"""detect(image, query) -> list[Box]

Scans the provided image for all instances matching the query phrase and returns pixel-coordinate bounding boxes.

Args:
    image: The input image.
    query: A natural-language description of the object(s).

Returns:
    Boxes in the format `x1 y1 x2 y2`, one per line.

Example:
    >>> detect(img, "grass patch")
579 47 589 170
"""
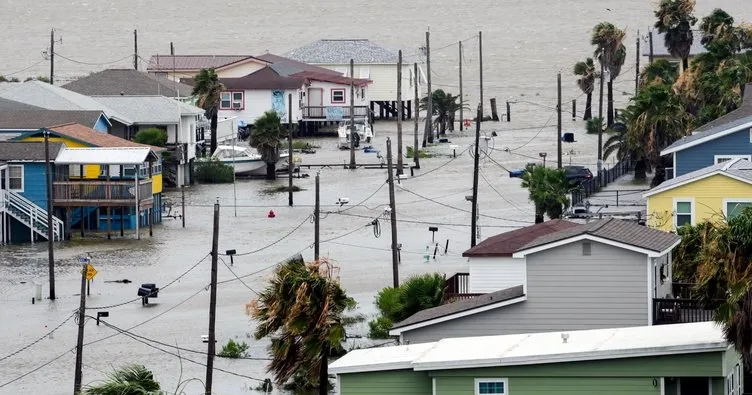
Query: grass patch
406 146 435 159
217 339 249 358
262 185 305 194
195 159 234 183
291 140 320 150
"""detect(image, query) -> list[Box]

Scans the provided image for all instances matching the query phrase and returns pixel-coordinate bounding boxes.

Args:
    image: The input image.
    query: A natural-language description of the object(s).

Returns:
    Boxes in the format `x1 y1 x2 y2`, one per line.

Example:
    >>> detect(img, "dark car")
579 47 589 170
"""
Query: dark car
564 165 593 185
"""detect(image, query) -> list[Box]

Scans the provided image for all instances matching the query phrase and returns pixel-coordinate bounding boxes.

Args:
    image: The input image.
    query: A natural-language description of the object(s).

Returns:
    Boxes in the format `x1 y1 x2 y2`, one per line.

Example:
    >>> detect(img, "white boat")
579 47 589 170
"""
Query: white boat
211 145 296 176
337 118 374 149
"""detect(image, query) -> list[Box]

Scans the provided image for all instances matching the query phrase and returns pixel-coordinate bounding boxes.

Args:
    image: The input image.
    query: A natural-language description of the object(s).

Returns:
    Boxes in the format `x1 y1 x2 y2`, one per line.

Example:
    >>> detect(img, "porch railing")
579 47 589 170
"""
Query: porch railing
444 272 483 303
571 158 633 207
653 298 717 325
301 106 370 120
53 180 153 207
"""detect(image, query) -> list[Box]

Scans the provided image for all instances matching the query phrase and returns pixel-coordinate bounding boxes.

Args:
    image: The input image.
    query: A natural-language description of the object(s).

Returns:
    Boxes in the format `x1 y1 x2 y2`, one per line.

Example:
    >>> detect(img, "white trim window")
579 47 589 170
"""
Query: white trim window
220 92 232 110
475 378 508 395
8 165 23 192
724 199 752 220
714 154 751 164
674 198 694 228
231 91 243 109
220 91 244 110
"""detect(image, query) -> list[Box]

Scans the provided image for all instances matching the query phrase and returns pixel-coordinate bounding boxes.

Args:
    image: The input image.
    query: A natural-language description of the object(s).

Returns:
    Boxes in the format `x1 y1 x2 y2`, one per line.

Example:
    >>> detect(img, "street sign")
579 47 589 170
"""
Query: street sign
86 264 98 281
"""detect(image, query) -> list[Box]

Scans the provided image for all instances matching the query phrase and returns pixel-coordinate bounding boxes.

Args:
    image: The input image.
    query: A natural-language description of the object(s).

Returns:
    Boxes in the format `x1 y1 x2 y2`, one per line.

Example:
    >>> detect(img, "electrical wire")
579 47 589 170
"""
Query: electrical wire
0 347 75 389
328 210 522 228
1 60 46 77
410 146 470 179
55 53 133 66
0 313 75 362
479 168 527 212
219 256 258 295
221 215 311 256
507 111 558 152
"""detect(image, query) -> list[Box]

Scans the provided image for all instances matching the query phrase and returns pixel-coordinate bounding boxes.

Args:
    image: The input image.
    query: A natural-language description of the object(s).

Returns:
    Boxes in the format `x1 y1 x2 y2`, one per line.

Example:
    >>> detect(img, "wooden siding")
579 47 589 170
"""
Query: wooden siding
675 127 752 177
18 162 50 209
401 241 649 344
468 257 526 293
93 115 110 132
646 174 752 231
339 370 431 395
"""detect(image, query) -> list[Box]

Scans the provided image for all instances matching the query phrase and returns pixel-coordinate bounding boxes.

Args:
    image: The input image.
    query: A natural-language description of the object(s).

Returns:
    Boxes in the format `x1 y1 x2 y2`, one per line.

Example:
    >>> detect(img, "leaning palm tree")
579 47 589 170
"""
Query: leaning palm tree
603 113 631 163
192 68 224 156
592 22 627 126
654 0 698 71
419 89 466 135
251 111 283 180
640 59 679 88
573 58 597 120
249 256 356 395
520 164 572 223
84 364 162 395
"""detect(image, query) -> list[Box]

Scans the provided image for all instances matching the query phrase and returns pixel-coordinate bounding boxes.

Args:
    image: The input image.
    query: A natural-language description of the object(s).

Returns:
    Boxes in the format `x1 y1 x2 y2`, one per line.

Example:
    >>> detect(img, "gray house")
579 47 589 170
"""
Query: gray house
390 218 684 344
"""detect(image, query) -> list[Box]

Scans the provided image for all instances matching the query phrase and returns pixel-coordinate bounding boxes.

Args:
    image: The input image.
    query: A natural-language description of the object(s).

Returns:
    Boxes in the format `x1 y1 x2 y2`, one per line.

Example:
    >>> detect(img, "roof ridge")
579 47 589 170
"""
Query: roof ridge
722 158 742 171
47 122 78 128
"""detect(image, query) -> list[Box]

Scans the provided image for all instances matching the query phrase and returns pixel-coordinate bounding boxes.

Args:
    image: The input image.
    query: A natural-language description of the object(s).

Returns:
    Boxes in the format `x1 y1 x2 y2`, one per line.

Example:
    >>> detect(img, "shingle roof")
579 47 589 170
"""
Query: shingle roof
286 39 398 64
0 97 43 111
0 81 133 124
0 109 107 130
463 219 579 257
146 55 270 72
62 69 195 98
663 84 752 154
256 53 343 77
218 67 304 90
42 123 159 150
391 286 525 330
642 30 707 57
645 158 752 197
92 96 203 124
517 218 680 255
0 141 63 161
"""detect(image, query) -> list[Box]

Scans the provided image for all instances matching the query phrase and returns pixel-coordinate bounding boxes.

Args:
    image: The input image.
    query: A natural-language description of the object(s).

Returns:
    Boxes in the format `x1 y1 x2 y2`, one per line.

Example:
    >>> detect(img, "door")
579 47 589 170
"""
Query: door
307 88 323 118
680 378 709 395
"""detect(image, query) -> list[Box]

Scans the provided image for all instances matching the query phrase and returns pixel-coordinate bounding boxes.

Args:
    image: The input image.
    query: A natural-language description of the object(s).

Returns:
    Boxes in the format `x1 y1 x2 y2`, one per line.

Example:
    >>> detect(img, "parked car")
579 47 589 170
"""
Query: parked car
564 165 593 185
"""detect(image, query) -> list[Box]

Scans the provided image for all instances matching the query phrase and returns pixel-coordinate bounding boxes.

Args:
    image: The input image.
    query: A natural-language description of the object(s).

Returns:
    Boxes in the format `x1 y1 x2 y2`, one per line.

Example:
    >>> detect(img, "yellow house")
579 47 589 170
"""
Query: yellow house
643 158 752 231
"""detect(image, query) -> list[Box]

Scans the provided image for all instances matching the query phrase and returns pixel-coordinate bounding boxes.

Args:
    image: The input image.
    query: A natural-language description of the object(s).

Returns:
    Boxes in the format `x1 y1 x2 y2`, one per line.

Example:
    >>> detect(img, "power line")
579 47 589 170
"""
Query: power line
219 256 258 295
507 110 558 152
1 60 47 77
328 210 523 228
0 313 75 362
479 168 527 212
221 216 310 257
55 53 133 66
410 146 470 179
0 347 74 389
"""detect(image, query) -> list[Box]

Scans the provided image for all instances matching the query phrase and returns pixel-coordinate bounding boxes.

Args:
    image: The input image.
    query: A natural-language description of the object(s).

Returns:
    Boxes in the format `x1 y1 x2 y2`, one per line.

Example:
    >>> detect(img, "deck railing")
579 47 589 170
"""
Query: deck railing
571 158 633 207
653 298 717 325
444 272 483 303
53 180 153 207
301 106 370 120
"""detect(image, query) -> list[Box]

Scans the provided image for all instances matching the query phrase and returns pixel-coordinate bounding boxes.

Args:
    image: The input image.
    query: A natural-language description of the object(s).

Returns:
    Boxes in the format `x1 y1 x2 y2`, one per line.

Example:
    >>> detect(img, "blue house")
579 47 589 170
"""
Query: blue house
662 84 752 179
0 141 65 243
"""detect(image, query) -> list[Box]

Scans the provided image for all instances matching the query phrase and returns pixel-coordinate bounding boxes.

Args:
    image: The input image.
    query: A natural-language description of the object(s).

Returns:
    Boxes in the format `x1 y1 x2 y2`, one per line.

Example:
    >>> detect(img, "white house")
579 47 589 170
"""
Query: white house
146 55 272 82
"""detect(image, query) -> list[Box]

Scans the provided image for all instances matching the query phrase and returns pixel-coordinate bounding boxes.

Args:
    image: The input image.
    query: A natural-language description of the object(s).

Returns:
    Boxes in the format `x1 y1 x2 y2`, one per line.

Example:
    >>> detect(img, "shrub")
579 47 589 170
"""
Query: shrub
291 140 320 150
217 339 249 358
134 128 168 147
368 273 445 339
195 158 234 183
406 146 433 158
368 316 393 339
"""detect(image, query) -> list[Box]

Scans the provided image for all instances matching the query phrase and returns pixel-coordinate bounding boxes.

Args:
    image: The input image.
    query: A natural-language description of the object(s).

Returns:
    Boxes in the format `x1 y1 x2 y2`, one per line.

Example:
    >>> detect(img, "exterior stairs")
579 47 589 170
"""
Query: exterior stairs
1 190 64 242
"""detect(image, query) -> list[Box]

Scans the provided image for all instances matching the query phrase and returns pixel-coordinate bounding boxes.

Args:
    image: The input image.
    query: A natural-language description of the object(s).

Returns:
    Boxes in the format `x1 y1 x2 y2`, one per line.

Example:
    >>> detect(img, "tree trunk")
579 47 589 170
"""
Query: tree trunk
439 116 447 135
448 112 455 131
607 80 614 127
584 93 592 121
634 158 647 180
651 166 666 188
535 213 544 224
266 162 276 180
319 346 329 395
682 57 689 73
210 112 218 156
534 204 544 224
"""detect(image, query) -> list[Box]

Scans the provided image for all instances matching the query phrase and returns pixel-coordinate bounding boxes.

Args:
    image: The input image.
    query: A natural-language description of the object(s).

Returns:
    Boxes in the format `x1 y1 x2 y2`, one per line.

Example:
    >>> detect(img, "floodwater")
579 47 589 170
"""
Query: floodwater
1 0 751 393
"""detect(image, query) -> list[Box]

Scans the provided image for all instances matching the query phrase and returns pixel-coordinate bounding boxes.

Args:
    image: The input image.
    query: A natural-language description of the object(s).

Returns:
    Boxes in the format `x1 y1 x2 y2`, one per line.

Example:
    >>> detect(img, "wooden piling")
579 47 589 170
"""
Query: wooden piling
490 98 499 121
572 99 576 120
506 101 511 122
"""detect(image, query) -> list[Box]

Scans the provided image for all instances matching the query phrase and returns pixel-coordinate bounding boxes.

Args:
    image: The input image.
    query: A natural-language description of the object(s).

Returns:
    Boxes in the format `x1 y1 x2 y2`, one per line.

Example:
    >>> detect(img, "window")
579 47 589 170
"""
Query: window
727 363 742 395
232 92 243 109
725 199 752 220
582 242 591 256
674 199 694 228
220 92 232 110
714 154 751 164
8 165 23 191
475 379 507 395
331 89 346 104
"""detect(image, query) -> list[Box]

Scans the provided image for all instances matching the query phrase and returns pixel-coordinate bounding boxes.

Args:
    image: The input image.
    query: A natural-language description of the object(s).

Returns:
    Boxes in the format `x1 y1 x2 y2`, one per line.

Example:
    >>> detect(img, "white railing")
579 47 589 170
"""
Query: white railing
1 190 64 241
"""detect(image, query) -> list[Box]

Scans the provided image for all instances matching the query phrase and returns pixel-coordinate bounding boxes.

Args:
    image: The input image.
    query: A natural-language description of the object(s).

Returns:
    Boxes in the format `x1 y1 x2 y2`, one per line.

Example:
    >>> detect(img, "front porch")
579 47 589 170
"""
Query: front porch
300 105 371 121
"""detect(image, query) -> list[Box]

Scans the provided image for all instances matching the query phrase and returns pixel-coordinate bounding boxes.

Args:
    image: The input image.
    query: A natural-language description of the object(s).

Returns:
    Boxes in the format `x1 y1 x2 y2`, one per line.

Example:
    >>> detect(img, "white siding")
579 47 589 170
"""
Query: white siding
468 257 526 294
653 254 672 298
218 89 301 126
314 63 414 101
306 81 368 107
216 61 267 78
179 115 197 161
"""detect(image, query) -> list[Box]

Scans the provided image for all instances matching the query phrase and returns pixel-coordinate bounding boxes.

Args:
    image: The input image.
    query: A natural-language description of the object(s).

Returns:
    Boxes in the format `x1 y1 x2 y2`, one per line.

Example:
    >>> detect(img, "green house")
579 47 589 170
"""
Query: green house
330 322 742 395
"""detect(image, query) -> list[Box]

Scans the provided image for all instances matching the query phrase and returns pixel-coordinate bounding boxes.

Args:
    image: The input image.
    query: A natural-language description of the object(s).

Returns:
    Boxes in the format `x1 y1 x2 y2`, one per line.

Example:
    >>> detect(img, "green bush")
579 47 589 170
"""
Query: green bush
368 316 393 339
217 339 249 358
134 128 168 147
406 146 434 158
195 158 234 183
291 140 320 150
368 273 445 339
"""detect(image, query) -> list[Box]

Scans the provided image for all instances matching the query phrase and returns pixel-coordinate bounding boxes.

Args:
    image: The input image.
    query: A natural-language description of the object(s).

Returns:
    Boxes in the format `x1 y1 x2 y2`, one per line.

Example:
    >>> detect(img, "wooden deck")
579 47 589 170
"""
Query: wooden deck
53 180 153 208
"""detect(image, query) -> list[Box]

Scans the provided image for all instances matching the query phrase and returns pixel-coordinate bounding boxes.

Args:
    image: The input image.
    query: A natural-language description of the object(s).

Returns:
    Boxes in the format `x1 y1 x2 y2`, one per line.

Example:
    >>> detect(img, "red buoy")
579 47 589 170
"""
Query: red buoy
268 210 276 218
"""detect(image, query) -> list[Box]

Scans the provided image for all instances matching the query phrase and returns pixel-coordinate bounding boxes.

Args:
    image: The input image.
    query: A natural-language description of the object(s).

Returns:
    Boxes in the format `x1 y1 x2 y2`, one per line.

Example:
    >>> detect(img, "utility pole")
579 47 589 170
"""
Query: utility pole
413 63 420 169
478 31 484 121
314 172 320 261
349 59 356 169
205 201 220 395
133 29 139 70
288 93 294 206
423 31 432 147
470 105 481 248
396 50 404 175
648 31 654 64
386 138 400 287
459 40 464 131
557 72 562 169
44 130 55 300
170 42 175 56
181 186 185 228
72 262 87 394
635 30 641 94
49 28 55 85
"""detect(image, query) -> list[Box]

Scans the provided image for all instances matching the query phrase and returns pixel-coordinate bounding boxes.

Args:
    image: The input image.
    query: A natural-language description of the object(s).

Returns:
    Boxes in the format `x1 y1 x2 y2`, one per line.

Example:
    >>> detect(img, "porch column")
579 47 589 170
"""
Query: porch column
106 166 111 240
148 159 153 237
135 164 140 240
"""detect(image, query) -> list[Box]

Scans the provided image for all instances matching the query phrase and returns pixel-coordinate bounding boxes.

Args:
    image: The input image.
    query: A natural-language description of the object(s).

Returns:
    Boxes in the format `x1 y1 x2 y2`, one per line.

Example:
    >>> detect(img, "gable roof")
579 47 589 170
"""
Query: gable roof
331 322 726 374
462 219 579 257
644 158 752 197
0 109 108 130
389 286 526 334
18 123 161 151
91 96 203 124
286 39 398 64
256 53 343 77
146 55 271 72
513 218 681 258
662 84 752 155
0 97 43 111
642 30 706 58
0 141 63 162
291 70 372 87
0 81 133 124
218 67 304 90
62 69 195 98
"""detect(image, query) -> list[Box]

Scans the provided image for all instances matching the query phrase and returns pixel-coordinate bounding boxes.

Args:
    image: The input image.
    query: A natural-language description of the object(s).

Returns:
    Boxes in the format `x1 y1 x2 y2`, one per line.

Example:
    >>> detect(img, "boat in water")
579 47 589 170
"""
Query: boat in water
337 118 374 150
210 145 299 176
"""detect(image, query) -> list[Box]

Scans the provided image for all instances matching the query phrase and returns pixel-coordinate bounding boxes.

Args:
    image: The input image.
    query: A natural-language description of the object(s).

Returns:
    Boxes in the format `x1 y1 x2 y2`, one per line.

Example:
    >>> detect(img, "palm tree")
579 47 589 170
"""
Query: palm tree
592 22 627 126
573 58 597 120
192 68 224 156
84 364 162 395
520 164 572 223
419 89 466 135
249 256 356 395
251 111 283 180
654 0 698 71
603 114 630 163
639 59 679 88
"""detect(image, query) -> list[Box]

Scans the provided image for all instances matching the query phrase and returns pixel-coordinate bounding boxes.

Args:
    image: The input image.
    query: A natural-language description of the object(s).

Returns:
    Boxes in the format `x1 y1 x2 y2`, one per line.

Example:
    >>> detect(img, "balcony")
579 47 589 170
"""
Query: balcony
653 298 718 325
53 180 153 208
444 272 483 303
301 105 370 120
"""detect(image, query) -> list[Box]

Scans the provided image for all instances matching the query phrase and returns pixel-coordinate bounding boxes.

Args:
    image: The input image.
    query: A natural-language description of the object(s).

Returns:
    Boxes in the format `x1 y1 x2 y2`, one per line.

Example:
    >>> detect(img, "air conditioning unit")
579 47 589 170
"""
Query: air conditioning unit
232 102 241 110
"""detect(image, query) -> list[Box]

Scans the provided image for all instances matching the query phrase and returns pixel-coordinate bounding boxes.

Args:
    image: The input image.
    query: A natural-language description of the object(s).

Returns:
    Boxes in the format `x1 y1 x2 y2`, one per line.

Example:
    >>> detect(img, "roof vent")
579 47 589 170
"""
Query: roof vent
561 333 569 343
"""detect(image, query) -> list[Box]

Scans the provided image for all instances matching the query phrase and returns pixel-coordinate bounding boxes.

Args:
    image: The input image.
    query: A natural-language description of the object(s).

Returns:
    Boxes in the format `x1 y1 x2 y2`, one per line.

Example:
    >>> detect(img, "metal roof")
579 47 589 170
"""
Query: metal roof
286 39 398 64
642 30 707 58
92 96 203 124
644 158 752 197
63 69 195 98
55 147 155 165
330 322 726 374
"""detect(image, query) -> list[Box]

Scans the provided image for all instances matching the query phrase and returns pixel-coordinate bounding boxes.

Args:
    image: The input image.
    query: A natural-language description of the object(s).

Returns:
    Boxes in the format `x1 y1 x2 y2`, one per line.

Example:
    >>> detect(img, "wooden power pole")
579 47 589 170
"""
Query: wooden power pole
133 29 139 70
413 62 420 169
44 130 55 300
205 202 220 395
386 137 399 287
557 72 563 169
478 31 483 121
471 105 481 248
459 40 464 131
49 28 55 85
396 50 404 175
72 262 87 394
288 94 294 206
648 31 654 64
423 31 432 147
635 30 641 94
314 172 320 261
349 59 356 169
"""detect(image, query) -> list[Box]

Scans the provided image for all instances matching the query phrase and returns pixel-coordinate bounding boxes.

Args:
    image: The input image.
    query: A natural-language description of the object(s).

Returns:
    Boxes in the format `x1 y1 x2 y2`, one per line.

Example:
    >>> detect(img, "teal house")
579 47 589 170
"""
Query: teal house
330 322 742 395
